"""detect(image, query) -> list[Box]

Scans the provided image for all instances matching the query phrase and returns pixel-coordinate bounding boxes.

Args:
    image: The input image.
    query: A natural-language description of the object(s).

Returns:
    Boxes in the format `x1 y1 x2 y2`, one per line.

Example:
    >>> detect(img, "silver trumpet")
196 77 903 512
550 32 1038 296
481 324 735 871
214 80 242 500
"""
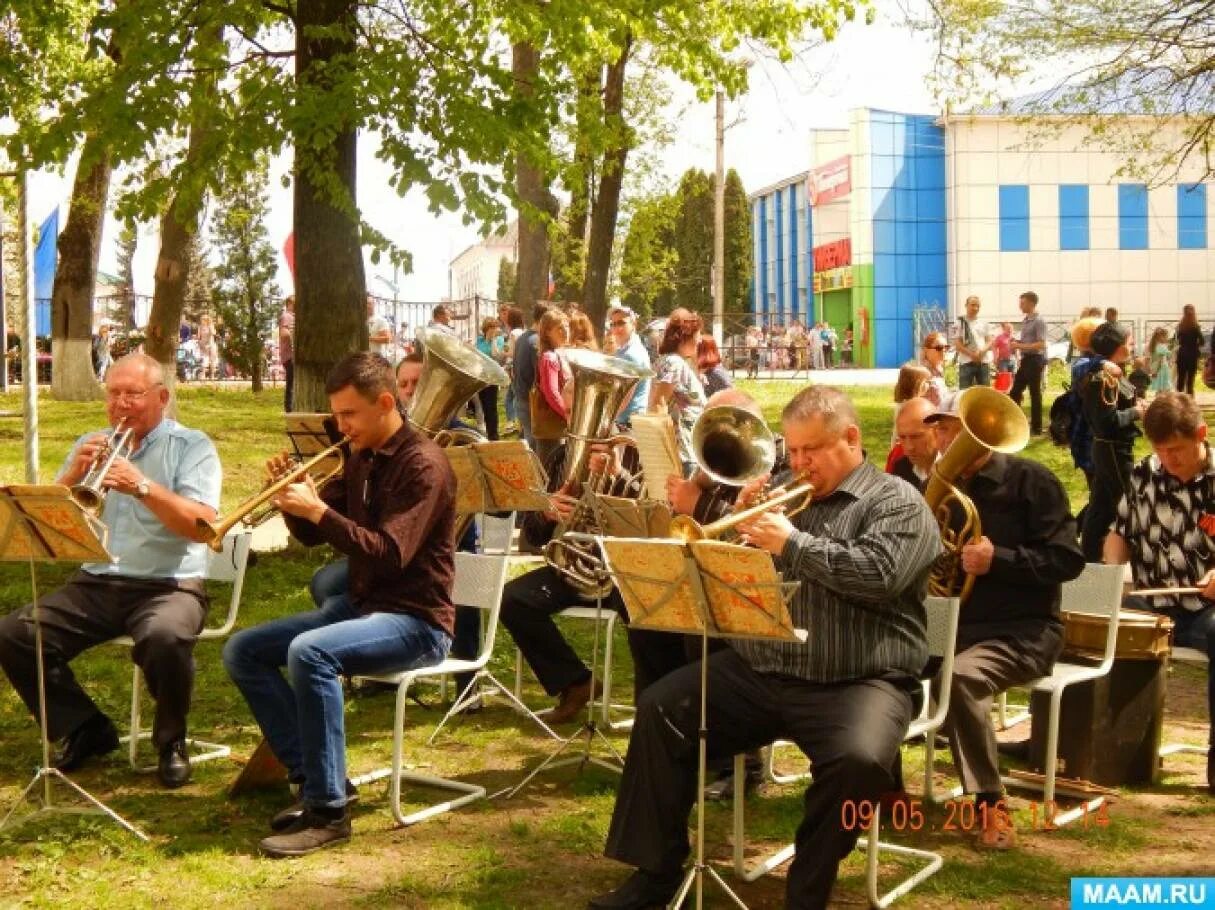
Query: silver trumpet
70 418 135 512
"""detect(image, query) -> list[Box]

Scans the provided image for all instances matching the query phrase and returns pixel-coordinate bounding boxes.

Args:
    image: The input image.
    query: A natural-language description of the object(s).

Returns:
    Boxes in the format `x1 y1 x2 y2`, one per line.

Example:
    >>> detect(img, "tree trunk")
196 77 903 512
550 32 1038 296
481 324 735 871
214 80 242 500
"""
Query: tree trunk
145 24 223 409
553 67 599 303
513 41 552 319
293 0 366 411
50 138 112 401
582 35 633 332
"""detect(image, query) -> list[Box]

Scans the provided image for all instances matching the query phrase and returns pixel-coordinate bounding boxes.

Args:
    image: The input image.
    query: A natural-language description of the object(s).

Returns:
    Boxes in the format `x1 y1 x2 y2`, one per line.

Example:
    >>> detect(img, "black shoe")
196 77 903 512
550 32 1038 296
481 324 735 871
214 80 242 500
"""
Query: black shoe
53 714 119 772
157 738 191 789
587 869 682 910
259 808 352 858
270 780 359 832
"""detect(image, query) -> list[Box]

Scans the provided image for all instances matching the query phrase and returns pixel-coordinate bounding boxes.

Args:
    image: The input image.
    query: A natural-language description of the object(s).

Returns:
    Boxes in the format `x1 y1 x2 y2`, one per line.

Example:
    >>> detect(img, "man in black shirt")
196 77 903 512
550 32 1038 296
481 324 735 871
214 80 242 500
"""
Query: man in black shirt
511 302 548 449
926 397 1084 848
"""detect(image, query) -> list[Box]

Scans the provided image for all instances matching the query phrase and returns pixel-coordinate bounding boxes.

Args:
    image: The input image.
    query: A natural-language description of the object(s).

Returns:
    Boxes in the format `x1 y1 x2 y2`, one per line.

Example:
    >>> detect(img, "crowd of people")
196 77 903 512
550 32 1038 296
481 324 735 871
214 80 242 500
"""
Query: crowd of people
740 320 853 377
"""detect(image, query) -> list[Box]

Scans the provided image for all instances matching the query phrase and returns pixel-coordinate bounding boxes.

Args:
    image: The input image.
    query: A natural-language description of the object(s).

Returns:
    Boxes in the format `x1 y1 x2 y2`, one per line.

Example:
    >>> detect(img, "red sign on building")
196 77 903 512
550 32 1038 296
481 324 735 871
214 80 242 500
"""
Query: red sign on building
813 238 852 273
808 156 852 205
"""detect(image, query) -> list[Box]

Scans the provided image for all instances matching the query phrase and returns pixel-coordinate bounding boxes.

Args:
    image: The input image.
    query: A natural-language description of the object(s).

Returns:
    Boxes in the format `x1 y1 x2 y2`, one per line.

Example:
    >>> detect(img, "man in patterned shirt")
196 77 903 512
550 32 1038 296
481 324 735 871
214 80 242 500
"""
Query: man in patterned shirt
1104 391 1215 793
588 385 940 910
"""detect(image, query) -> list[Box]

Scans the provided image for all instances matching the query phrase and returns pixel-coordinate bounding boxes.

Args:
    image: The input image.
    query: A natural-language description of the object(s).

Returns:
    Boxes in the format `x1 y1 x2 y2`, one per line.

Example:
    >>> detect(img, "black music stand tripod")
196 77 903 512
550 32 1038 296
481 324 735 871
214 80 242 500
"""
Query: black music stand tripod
597 535 803 910
0 485 148 840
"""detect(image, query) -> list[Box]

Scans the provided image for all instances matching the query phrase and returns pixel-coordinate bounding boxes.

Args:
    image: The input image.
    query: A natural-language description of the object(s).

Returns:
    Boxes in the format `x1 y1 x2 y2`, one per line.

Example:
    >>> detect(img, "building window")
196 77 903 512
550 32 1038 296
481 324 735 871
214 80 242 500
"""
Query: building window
1178 183 1208 249
998 185 1030 251
1058 185 1089 251
1118 184 1149 250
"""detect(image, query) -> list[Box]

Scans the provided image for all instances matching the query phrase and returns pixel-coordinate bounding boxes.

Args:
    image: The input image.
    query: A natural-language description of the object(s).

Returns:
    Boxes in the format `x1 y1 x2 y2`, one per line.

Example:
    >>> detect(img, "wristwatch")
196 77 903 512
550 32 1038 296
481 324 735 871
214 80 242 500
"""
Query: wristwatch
133 478 151 500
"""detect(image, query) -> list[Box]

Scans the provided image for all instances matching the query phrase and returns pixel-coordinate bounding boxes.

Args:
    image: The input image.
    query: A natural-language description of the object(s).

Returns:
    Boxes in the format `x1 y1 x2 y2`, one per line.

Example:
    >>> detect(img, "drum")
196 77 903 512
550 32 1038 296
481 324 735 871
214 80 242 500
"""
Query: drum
1062 608 1173 661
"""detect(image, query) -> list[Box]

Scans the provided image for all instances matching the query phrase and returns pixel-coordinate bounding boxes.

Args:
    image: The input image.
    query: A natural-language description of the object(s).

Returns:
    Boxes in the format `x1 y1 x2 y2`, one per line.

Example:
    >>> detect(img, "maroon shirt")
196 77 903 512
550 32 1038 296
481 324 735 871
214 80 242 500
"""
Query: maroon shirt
285 420 456 635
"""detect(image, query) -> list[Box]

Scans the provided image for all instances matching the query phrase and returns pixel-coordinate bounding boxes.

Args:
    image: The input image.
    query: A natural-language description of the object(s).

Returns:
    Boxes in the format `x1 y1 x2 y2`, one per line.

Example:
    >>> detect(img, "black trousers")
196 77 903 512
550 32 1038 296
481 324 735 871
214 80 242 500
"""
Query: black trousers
0 572 208 748
604 649 915 910
283 359 294 412
1081 441 1133 562
477 385 499 441
1177 355 1198 395
1009 353 1045 433
500 565 687 702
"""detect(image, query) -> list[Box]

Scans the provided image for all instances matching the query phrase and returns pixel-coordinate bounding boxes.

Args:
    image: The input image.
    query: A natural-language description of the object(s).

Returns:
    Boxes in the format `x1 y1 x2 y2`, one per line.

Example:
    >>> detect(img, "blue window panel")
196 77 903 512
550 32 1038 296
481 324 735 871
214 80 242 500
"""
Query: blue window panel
896 285 918 319
916 221 946 254
758 197 769 321
919 190 947 221
873 251 897 287
1058 184 1090 251
774 191 785 314
918 254 947 288
873 318 904 368
873 219 898 255
999 185 1030 251
871 154 897 190
1178 183 1208 249
896 253 917 286
1118 184 1149 250
788 186 799 318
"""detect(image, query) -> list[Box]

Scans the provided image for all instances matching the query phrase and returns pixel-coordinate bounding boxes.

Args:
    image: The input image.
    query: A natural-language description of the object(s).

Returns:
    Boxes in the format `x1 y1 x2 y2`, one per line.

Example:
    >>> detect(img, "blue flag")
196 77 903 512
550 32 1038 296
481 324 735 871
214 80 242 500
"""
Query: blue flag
33 207 58 336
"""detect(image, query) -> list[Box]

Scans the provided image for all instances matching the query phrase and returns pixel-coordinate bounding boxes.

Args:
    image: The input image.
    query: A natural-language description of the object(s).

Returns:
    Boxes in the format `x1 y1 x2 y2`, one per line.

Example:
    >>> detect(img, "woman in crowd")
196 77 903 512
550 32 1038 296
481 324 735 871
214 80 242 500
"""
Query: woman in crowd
649 308 707 476
696 335 732 396
476 317 505 440
568 311 600 352
502 306 525 435
1147 326 1173 395
531 309 571 462
919 332 949 403
1175 305 1204 395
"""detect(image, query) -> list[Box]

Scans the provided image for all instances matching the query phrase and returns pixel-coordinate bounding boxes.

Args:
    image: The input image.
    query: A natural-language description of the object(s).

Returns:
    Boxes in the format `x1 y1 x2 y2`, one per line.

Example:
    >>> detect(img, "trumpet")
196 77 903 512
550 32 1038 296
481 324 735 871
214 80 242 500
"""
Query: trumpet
196 439 348 550
71 418 135 512
669 472 815 543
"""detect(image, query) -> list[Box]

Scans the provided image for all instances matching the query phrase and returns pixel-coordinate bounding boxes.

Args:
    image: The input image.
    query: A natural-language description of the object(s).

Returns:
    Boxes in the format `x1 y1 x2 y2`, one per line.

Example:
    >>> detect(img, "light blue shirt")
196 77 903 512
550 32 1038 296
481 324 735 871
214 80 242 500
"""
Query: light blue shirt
63 419 222 580
615 333 652 425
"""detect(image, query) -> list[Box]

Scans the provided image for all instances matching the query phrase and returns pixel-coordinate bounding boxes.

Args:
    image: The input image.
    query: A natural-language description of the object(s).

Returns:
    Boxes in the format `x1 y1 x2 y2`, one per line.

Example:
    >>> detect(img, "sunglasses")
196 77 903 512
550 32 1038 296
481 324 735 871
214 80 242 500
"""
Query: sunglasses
610 320 629 328
928 344 948 351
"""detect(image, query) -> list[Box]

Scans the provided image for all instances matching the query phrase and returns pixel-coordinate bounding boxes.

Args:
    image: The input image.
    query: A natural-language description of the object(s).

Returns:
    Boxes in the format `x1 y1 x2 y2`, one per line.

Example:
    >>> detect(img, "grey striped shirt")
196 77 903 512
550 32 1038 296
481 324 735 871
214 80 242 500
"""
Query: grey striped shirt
732 460 940 683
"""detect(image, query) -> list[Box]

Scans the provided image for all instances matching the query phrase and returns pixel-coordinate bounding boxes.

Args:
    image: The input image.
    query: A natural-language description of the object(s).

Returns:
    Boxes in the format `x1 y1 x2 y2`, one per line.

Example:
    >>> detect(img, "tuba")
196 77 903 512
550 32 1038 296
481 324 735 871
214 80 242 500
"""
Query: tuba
543 348 653 598
924 386 1029 602
407 327 509 446
668 405 814 542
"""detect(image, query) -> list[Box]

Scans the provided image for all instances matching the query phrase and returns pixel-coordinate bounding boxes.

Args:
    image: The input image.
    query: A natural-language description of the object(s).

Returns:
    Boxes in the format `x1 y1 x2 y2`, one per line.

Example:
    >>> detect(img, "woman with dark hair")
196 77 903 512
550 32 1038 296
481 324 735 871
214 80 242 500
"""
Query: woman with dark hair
649 308 707 475
531 310 571 462
1175 305 1204 395
696 334 732 396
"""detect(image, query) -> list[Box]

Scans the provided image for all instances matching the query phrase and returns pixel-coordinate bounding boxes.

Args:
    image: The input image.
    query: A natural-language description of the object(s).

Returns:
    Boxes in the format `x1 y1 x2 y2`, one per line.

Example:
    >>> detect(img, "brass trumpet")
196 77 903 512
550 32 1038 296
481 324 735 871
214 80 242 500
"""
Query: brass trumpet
669 472 815 542
196 439 348 551
71 418 135 512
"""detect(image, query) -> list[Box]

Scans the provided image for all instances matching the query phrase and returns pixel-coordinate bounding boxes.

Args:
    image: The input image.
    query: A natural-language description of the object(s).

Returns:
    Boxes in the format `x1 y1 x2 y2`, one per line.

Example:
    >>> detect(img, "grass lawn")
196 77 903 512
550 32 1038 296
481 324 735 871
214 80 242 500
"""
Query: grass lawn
0 379 1210 909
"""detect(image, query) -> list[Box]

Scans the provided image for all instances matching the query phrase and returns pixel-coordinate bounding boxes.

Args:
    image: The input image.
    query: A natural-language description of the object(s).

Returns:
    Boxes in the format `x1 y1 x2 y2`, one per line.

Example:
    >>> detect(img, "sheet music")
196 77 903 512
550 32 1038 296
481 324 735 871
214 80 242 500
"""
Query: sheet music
628 413 682 501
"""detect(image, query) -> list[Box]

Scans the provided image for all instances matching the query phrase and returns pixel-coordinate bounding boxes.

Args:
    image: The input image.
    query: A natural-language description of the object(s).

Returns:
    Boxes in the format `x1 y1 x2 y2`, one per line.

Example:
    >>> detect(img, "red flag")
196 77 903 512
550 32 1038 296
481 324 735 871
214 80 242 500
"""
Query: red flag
283 232 295 283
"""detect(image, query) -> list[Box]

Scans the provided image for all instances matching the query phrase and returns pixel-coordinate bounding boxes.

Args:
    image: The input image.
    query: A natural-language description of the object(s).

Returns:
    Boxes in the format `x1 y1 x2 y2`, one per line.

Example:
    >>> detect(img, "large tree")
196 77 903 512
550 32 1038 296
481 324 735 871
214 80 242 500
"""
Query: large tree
922 0 1215 182
722 168 752 315
617 191 677 320
672 169 714 315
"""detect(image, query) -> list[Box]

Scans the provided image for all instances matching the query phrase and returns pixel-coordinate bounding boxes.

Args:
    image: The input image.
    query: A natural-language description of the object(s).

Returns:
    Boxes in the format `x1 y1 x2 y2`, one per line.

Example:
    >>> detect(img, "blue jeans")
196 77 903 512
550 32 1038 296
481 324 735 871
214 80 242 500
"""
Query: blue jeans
504 384 517 423
1170 605 1215 743
223 592 450 808
958 361 991 389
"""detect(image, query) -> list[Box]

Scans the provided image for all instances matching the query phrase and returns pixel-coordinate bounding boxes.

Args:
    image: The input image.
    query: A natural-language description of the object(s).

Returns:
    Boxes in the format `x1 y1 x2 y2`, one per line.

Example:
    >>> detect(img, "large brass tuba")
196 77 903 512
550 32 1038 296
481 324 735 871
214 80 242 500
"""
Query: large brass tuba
924 386 1029 602
543 348 653 598
407 327 509 446
668 405 814 542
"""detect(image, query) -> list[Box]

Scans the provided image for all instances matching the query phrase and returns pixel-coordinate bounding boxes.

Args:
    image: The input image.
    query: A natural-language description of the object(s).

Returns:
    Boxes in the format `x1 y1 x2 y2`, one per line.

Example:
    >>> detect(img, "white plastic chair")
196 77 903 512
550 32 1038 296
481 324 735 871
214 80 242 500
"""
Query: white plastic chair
350 552 509 826
478 512 516 556
1159 646 1210 762
114 529 253 770
732 596 961 907
999 562 1125 827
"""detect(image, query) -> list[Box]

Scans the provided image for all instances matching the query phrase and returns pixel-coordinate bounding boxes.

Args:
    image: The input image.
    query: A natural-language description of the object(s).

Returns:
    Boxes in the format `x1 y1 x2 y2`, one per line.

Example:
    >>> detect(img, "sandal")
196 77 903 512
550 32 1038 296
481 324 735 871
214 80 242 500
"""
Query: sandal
975 818 1018 850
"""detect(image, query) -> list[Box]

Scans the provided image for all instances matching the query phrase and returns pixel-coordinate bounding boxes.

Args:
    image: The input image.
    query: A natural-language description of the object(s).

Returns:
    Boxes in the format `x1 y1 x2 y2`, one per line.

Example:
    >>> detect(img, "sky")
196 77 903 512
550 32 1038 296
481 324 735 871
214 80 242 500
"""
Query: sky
24 1 940 306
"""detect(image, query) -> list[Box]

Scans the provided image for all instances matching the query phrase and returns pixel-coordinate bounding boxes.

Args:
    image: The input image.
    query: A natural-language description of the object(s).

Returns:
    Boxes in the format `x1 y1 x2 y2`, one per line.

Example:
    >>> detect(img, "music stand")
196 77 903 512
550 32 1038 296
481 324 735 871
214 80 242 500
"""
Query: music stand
597 536 804 910
0 485 148 840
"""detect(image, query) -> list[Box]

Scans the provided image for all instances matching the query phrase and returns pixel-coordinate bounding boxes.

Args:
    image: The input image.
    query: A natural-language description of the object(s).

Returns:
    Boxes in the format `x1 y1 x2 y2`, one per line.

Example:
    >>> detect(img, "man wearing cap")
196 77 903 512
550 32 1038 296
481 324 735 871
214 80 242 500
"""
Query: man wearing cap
606 306 651 427
1078 321 1146 561
925 390 1084 848
890 397 939 493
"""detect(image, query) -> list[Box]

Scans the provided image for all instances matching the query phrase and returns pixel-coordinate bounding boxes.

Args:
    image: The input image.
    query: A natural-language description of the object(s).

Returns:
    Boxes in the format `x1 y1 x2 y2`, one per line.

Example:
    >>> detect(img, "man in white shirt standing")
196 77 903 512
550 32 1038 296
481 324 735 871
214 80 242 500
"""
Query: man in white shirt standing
953 295 992 389
366 296 392 357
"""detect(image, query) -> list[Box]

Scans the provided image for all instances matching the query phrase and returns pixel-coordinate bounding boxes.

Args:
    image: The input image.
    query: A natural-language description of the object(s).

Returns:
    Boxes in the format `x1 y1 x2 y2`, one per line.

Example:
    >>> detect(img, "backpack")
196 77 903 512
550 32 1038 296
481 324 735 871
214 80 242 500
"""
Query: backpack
1048 383 1076 446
